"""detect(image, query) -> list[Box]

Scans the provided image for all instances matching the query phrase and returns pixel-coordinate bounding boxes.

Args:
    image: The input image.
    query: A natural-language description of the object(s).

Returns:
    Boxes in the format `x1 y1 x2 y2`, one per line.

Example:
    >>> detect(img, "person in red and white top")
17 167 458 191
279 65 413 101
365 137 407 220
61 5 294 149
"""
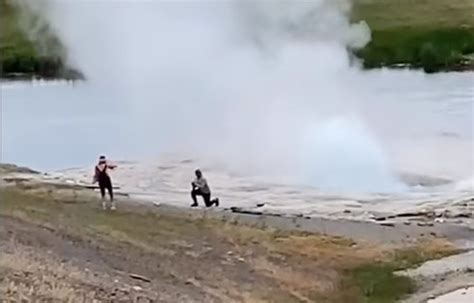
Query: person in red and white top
93 155 117 210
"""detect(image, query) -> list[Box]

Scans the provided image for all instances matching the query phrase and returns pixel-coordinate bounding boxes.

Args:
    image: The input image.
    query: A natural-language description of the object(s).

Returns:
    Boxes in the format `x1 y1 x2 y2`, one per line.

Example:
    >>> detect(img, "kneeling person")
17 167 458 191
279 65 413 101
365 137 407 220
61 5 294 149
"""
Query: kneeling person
191 169 219 207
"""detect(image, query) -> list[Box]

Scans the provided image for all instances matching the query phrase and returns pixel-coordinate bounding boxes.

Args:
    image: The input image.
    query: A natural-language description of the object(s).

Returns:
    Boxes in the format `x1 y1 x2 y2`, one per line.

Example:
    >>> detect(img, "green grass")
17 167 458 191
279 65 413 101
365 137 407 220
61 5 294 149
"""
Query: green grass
353 0 474 29
349 263 416 303
341 247 459 303
352 0 474 72
0 0 36 71
1 0 39 76
355 27 474 72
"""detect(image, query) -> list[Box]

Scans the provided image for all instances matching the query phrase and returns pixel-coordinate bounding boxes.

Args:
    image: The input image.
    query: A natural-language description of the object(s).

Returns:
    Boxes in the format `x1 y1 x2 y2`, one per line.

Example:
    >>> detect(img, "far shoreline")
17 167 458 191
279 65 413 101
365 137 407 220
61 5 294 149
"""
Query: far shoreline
2 64 474 82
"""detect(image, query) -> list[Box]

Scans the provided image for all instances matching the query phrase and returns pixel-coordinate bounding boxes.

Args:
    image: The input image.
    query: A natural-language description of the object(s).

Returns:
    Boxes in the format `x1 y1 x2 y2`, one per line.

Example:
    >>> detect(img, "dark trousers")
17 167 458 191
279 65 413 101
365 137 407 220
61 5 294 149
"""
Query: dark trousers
191 188 213 207
99 177 114 201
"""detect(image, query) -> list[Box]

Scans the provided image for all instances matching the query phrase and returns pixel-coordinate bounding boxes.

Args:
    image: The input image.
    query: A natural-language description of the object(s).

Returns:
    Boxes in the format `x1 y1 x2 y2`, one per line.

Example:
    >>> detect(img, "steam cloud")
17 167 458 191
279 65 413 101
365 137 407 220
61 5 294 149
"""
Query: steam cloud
16 0 407 193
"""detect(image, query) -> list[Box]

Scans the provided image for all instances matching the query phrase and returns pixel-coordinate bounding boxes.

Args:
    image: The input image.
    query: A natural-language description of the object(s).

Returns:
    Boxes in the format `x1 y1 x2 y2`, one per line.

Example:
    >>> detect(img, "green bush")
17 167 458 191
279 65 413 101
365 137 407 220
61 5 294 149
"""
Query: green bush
355 27 474 72
349 263 416 303
0 53 74 78
417 42 441 73
2 55 33 75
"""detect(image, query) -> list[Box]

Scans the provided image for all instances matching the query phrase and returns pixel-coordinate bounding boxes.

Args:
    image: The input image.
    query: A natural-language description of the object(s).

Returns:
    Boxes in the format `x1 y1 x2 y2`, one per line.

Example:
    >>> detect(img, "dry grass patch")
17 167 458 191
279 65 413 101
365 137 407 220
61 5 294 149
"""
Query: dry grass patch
252 256 338 296
273 234 383 266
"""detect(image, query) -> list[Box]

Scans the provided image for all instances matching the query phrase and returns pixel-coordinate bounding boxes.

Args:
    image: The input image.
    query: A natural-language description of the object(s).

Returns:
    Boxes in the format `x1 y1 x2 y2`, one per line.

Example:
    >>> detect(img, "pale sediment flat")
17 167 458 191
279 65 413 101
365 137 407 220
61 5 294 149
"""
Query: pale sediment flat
401 251 474 278
5 156 472 233
398 240 474 303
428 287 474 303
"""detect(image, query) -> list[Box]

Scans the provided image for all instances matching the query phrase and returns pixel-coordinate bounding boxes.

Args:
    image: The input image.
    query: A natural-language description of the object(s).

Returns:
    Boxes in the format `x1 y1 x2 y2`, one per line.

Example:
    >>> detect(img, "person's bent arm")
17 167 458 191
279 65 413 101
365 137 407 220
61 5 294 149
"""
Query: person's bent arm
195 178 207 189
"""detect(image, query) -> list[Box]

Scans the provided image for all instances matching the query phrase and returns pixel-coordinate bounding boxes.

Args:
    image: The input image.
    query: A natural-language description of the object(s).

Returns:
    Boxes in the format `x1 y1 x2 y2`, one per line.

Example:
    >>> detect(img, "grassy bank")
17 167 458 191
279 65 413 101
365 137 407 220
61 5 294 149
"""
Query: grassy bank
0 179 458 302
352 0 474 72
0 0 81 79
1 0 473 78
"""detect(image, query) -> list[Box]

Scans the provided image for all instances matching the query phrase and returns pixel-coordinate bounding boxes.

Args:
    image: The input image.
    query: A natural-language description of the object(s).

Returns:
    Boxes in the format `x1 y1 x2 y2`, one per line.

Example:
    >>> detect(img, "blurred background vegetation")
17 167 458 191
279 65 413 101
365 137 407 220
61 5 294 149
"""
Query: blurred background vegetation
0 0 81 79
352 0 474 72
1 0 473 79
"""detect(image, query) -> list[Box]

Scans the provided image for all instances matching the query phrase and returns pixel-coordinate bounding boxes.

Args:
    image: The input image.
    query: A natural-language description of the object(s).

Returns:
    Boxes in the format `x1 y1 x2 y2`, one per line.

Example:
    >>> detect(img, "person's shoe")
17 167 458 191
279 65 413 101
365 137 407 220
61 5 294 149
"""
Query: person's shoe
110 203 117 211
214 198 219 207
102 201 107 210
191 203 198 207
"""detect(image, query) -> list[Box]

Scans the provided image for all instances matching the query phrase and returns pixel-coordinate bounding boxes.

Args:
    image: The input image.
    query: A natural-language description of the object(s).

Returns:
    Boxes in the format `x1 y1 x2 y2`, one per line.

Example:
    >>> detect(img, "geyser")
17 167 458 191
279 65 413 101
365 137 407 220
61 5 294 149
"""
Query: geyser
16 0 406 193
302 117 407 193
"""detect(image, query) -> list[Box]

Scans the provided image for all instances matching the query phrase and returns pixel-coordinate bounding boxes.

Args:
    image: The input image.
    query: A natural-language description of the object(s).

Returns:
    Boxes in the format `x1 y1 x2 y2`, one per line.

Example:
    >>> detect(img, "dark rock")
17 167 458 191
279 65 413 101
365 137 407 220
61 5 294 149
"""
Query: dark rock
395 212 430 218
129 274 151 283
417 222 434 227
453 212 472 218
230 207 263 216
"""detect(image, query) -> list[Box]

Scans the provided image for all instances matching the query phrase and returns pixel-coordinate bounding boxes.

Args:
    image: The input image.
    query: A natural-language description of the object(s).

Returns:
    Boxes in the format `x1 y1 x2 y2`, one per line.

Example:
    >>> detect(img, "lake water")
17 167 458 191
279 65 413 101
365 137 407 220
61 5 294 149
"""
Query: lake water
2 70 473 193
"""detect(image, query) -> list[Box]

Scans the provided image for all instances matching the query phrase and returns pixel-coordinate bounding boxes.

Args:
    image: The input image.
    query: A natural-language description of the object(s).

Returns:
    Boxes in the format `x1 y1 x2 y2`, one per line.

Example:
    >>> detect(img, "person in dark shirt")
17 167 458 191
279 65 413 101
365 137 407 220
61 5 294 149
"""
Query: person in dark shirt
93 155 117 210
191 169 219 207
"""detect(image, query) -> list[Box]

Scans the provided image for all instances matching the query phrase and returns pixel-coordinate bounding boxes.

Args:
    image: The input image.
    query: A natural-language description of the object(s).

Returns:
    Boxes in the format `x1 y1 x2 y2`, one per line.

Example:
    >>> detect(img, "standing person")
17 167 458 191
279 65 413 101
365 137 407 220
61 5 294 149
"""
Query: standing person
191 169 219 207
93 155 117 210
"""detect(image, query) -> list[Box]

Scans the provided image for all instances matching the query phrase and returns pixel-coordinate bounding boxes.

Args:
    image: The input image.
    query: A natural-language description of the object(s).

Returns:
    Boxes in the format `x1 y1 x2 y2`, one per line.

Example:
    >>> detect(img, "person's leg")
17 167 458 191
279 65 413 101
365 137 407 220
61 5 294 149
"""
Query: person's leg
203 193 212 207
191 189 199 206
99 181 107 210
107 179 115 210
